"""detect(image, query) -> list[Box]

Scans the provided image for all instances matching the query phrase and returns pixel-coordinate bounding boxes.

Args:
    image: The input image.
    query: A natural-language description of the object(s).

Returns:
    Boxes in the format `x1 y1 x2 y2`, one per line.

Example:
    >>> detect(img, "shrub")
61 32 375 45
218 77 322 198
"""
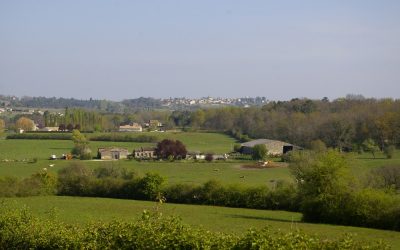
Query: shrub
384 145 396 159
18 171 57 196
136 173 165 200
0 176 19 197
57 163 93 196
252 144 268 160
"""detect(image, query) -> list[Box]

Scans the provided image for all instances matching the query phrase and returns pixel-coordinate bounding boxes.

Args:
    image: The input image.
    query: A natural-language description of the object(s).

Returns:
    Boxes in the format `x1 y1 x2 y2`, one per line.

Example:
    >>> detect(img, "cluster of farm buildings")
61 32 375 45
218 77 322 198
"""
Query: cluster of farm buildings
97 139 300 160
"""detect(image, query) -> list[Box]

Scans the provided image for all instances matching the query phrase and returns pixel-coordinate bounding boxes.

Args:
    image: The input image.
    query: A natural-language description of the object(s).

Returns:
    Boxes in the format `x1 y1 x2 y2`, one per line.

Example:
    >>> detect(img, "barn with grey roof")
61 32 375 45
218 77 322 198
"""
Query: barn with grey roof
241 139 301 156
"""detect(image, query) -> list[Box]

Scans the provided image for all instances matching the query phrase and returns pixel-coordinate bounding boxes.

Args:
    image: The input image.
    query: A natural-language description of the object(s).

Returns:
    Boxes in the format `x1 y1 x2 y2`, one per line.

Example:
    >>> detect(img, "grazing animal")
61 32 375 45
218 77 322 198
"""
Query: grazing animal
240 176 245 178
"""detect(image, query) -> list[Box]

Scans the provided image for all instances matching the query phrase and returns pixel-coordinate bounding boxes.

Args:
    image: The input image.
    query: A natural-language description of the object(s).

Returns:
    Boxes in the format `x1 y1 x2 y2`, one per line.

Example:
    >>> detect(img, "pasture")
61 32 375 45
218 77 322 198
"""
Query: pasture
0 136 292 186
3 196 400 248
1 135 399 187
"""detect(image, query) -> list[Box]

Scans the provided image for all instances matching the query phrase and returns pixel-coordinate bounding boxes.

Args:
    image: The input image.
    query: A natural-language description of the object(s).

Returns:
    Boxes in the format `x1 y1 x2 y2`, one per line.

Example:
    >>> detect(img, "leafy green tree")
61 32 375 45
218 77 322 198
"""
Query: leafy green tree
362 138 380 158
252 144 268 161
71 129 91 159
309 140 327 152
136 173 165 200
289 150 354 223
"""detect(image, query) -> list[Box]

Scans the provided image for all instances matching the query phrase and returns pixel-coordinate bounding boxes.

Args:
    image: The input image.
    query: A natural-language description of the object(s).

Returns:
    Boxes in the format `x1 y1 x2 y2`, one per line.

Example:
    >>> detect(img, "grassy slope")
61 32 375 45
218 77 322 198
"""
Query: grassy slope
4 196 400 248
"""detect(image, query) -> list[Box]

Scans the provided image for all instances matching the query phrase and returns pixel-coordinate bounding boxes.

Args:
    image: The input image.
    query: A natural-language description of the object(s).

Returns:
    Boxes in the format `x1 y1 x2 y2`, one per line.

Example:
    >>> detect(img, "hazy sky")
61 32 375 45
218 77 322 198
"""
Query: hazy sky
1 1 399 101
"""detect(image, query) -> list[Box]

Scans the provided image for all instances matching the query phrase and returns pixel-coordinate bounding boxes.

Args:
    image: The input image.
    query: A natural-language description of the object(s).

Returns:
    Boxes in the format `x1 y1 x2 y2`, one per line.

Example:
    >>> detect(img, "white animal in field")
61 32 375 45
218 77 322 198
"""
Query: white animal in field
49 164 54 167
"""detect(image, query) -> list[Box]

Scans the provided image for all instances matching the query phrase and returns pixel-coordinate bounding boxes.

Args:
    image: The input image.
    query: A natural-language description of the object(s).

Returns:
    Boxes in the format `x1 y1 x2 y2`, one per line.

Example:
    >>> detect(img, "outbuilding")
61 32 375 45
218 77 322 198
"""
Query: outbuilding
241 139 301 156
133 147 156 159
98 147 129 160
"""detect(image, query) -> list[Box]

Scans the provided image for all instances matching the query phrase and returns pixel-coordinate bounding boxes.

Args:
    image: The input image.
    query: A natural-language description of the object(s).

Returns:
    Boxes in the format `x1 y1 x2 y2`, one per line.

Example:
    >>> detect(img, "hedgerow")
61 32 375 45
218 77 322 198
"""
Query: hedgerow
0 206 390 249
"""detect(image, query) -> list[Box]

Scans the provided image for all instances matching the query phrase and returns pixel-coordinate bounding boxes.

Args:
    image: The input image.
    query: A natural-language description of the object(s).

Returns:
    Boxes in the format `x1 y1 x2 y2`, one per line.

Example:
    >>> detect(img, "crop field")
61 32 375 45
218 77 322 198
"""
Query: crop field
3 196 400 248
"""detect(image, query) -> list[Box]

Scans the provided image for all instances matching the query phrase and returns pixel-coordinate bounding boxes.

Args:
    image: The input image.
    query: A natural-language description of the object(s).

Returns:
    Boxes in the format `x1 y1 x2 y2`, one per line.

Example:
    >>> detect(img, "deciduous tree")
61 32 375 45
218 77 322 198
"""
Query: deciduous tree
155 139 187 160
15 117 35 131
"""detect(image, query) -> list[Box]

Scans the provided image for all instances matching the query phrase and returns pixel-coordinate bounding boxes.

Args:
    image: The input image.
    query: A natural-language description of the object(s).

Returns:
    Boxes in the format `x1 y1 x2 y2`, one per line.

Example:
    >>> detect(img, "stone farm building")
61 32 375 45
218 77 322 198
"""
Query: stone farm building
119 123 143 132
134 147 156 159
241 139 301 156
98 147 129 160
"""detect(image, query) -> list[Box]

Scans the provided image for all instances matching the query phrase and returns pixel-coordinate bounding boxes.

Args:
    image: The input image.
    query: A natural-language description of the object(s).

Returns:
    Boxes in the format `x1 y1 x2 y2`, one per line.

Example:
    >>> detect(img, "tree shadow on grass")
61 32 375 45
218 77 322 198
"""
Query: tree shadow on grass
226 214 300 223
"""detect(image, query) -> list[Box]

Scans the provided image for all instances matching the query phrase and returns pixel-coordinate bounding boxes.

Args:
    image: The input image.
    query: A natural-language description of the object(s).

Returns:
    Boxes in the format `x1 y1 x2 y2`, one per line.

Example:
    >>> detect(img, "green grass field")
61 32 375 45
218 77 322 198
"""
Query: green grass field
3 196 400 248
1 135 399 187
1 135 400 248
88 131 238 154
0 135 291 186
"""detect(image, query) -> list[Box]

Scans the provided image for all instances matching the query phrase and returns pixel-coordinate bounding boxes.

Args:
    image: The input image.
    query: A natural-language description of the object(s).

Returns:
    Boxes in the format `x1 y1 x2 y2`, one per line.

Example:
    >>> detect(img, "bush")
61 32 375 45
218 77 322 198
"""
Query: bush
384 145 396 159
18 171 57 196
252 144 268 160
57 163 93 196
136 173 165 200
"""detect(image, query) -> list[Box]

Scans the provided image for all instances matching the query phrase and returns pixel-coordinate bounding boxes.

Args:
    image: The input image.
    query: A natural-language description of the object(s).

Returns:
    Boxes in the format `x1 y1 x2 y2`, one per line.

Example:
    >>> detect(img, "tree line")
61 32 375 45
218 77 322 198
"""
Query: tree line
2 97 400 152
171 97 400 151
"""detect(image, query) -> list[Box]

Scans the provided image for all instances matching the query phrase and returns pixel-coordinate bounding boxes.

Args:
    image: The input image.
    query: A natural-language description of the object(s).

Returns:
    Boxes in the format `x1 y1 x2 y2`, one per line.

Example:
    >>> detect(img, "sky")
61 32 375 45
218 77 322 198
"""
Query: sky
0 1 399 101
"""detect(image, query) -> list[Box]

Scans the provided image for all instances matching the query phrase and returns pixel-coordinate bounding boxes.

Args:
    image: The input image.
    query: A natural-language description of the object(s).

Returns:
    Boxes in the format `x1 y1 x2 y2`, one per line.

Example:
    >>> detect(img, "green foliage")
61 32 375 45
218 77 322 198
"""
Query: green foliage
6 132 72 140
72 129 88 145
309 139 327 152
290 150 400 231
71 129 92 159
252 144 268 160
233 143 241 152
0 207 389 249
0 171 57 197
136 173 165 200
362 138 380 158
57 163 93 196
89 133 158 143
384 145 396 159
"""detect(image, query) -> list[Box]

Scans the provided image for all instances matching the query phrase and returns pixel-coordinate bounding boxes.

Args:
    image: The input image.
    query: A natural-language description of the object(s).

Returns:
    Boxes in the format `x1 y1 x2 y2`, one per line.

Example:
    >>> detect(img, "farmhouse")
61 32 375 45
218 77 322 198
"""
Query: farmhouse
98 147 129 160
119 123 142 132
134 147 156 159
241 139 301 156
